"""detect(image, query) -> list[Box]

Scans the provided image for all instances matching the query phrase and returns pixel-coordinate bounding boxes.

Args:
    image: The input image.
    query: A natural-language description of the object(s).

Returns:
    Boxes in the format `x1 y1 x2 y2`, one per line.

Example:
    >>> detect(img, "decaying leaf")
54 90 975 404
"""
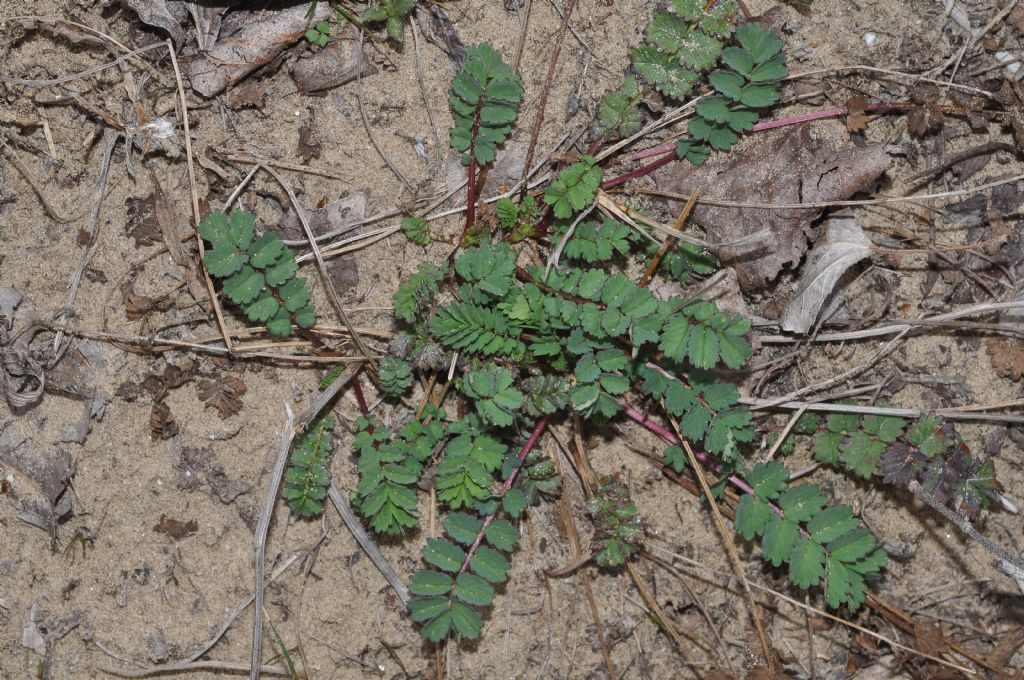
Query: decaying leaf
654 126 892 290
120 0 185 45
291 25 375 93
186 3 331 97
279 190 368 242
153 514 198 540
150 401 179 441
0 435 74 535
140 361 195 401
197 371 247 418
986 337 1024 381
125 193 161 247
907 85 945 137
152 176 211 313
780 216 873 333
122 284 173 321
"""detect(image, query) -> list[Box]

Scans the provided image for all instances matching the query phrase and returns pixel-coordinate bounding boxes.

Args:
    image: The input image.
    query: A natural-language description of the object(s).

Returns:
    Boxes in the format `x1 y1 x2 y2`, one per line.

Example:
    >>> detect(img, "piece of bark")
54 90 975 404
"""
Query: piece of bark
653 127 892 291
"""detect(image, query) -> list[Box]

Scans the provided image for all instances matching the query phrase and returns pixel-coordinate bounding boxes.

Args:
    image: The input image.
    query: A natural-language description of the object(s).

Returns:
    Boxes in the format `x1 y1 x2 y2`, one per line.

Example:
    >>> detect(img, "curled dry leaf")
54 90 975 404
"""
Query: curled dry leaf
654 127 891 291
780 216 873 333
845 95 869 132
150 401 179 441
197 371 246 418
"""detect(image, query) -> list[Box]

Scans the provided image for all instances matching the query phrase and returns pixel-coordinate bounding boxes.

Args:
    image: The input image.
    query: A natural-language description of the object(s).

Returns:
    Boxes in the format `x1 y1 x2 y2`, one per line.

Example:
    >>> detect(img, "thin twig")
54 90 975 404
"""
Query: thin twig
643 547 978 676
664 413 775 670
637 189 698 288
53 129 116 353
757 299 1024 344
909 481 1024 576
0 41 167 85
100 660 290 678
327 484 410 604
259 164 375 364
517 0 579 197
409 19 443 180
167 39 233 352
0 133 79 223
355 34 415 195
633 172 1024 211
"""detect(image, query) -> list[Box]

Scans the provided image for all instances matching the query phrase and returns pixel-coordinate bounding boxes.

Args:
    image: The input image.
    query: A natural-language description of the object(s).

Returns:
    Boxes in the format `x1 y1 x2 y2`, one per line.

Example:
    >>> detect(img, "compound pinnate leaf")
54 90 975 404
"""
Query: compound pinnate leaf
746 461 789 500
720 46 753 75
245 292 280 322
778 484 827 523
198 211 230 244
409 596 449 622
205 244 246 277
420 610 453 641
789 535 826 589
735 22 784 63
450 601 483 639
806 505 861 543
228 209 255 249
248 232 285 268
735 493 773 540
223 265 264 304
827 527 876 563
502 488 527 518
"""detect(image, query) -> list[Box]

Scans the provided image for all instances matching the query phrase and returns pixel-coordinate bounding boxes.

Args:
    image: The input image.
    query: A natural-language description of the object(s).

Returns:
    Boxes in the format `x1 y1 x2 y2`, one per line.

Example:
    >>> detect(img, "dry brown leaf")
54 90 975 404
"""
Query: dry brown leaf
185 3 331 97
153 514 198 540
152 177 211 314
986 336 1024 380
653 126 892 290
845 95 869 132
913 621 947 657
780 216 873 333
124 193 161 247
291 25 375 93
197 371 247 418
150 401 178 441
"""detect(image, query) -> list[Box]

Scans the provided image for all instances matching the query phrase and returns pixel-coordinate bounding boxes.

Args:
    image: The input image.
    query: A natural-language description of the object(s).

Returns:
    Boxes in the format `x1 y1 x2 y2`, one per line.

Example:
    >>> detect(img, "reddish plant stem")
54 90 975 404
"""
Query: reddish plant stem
517 0 578 200
600 153 676 190
351 376 370 416
456 416 549 577
621 404 756 498
603 102 909 188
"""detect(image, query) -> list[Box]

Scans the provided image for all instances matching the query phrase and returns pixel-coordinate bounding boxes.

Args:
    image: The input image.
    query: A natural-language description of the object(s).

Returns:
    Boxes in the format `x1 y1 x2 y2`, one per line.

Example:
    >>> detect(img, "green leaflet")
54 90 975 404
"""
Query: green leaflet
360 0 416 42
283 415 335 518
543 156 603 219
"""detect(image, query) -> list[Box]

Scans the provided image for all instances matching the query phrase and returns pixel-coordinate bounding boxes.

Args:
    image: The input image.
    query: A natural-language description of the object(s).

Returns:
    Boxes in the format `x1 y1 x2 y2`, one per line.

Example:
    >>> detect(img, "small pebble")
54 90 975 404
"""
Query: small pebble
863 32 877 46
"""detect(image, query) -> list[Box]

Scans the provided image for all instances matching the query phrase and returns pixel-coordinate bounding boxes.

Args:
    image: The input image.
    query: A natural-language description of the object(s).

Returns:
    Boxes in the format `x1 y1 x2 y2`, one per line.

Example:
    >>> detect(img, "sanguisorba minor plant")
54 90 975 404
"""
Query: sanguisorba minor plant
195 11 1004 648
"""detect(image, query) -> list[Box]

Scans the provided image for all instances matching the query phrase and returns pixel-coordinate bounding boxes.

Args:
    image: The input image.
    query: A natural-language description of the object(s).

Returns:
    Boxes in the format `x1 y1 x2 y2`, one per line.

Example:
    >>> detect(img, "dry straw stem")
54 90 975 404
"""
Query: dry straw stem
167 39 234 352
257 164 374 363
549 435 616 679
664 413 776 672
758 299 1024 344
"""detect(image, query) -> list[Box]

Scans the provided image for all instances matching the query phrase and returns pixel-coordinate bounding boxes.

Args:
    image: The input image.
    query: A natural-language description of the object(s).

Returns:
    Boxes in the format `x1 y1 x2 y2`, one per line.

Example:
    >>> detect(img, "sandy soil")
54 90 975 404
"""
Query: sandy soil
2 0 1023 678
